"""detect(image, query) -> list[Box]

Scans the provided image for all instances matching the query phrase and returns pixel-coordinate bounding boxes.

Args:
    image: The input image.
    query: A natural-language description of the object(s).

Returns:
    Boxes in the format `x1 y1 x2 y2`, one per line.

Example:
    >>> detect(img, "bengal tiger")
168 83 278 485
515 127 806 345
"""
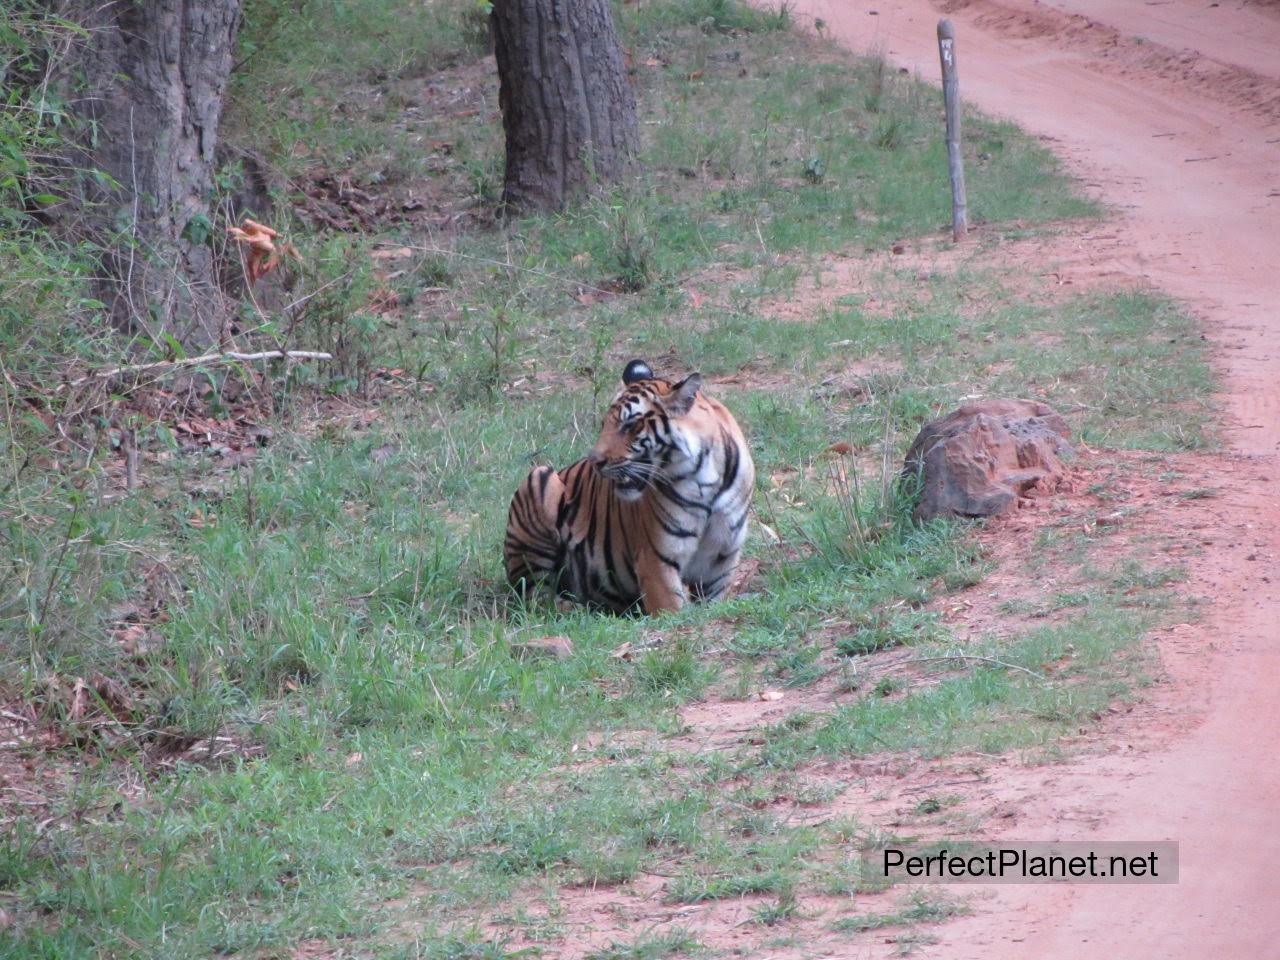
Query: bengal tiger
504 359 755 614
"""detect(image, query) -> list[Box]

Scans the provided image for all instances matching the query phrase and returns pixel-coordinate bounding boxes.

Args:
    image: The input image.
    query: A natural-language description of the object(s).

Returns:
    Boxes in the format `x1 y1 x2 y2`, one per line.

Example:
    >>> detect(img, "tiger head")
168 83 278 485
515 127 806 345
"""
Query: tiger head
587 359 703 502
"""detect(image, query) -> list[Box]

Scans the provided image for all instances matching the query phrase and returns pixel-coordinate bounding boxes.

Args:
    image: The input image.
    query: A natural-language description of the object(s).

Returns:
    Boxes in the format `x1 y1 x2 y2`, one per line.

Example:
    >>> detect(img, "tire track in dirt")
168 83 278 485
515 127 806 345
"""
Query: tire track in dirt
787 0 1280 956
1038 0 1280 81
937 0 1280 123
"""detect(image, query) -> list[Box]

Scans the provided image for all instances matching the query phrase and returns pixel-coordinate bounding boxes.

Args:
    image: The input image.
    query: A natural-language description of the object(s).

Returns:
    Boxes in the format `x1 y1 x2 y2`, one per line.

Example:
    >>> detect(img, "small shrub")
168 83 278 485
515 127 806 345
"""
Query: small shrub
874 115 903 150
288 234 381 392
595 199 657 292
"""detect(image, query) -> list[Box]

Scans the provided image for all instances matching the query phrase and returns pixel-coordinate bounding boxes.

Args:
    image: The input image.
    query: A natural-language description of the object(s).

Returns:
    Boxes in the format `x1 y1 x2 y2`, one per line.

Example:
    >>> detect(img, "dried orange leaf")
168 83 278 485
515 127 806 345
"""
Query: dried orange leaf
227 217 295 285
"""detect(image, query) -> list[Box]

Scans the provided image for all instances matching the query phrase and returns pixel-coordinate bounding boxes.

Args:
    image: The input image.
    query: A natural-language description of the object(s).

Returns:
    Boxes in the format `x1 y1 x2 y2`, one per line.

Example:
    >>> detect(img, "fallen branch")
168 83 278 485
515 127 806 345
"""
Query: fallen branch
63 350 333 389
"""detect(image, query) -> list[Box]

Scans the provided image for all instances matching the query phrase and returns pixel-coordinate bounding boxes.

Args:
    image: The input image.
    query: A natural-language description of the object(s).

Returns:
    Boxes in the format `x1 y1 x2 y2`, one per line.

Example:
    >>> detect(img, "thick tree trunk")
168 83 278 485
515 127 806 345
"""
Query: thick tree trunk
54 0 242 349
491 0 640 213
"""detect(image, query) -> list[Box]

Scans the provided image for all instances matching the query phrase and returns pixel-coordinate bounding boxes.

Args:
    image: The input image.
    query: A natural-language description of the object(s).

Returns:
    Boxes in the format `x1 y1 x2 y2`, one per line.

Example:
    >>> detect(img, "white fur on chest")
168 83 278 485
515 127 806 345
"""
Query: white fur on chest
661 433 752 583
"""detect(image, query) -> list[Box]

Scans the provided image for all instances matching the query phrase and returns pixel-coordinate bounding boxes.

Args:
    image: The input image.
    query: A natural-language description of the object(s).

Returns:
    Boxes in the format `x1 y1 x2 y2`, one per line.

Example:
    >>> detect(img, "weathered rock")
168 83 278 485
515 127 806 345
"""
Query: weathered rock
903 399 1073 521
510 636 575 660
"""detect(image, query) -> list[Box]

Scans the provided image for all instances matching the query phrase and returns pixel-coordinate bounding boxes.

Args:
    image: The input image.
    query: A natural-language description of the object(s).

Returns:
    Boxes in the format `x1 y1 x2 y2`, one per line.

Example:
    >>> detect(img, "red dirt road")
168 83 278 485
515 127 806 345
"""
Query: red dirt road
790 1 1280 956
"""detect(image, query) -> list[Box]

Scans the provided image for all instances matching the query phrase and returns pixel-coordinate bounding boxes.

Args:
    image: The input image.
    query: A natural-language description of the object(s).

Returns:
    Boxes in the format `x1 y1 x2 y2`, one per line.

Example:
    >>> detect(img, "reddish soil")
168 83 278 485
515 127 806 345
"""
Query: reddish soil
790 0 1280 955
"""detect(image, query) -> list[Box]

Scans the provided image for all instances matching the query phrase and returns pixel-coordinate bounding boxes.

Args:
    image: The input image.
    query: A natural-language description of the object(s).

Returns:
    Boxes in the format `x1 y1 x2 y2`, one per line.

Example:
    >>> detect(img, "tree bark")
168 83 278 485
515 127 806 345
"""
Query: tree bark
53 0 242 349
491 0 640 213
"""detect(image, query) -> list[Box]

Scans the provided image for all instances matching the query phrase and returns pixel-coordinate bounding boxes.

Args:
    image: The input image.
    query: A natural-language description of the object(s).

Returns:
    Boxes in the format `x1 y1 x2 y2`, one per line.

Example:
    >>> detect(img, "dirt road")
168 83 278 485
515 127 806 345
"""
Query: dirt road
790 0 1280 955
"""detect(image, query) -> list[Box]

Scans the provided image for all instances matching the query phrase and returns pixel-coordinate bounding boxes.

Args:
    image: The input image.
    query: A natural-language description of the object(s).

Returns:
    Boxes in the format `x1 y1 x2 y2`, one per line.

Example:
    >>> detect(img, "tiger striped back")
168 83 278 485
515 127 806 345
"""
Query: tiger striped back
505 360 754 614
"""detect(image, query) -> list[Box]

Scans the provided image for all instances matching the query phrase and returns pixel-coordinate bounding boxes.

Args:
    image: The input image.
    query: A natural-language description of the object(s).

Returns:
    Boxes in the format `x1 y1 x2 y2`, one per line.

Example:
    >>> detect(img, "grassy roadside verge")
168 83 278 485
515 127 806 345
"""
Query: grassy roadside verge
2 2 1211 957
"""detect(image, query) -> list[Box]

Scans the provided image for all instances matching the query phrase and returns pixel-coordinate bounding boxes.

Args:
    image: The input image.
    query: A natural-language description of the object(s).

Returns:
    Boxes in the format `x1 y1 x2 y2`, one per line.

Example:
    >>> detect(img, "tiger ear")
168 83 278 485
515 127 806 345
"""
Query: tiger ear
665 373 702 416
622 359 653 385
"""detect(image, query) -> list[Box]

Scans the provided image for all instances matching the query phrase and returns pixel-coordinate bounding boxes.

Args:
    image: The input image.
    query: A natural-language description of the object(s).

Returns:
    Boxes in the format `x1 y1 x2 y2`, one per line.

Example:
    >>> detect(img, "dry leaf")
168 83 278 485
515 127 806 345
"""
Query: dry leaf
227 217 298 285
116 624 159 657
827 441 854 455
758 690 784 702
187 508 216 529
368 286 399 314
610 641 634 661
68 677 90 722
345 752 363 766
91 673 135 719
371 246 414 259
726 557 762 598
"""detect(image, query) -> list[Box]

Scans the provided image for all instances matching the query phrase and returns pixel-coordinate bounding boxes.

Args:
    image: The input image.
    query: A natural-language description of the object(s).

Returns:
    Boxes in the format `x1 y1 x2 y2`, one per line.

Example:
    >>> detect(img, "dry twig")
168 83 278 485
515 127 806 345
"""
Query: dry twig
895 654 1046 681
62 350 333 389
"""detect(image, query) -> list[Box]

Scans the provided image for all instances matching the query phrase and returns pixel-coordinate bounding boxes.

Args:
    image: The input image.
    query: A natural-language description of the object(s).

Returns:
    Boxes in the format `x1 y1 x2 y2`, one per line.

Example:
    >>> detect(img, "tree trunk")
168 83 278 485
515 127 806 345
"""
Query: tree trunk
53 0 242 349
491 0 640 213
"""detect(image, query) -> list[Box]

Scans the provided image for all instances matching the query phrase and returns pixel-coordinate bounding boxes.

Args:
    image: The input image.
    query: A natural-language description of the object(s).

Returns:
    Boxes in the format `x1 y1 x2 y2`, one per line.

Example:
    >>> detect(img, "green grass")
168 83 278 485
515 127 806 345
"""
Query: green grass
584 931 701 960
755 605 1159 767
217 0 1100 409
831 890 969 934
0 1 1214 957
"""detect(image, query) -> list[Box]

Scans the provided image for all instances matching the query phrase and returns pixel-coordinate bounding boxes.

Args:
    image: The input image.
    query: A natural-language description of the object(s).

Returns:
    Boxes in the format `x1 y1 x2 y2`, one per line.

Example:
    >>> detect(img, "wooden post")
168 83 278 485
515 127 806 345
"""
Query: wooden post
937 19 968 241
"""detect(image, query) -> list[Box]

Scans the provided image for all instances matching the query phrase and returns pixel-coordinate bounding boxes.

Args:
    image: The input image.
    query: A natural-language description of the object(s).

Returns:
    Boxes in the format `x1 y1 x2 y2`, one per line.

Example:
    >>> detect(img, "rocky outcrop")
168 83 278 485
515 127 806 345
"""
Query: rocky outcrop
903 400 1073 521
